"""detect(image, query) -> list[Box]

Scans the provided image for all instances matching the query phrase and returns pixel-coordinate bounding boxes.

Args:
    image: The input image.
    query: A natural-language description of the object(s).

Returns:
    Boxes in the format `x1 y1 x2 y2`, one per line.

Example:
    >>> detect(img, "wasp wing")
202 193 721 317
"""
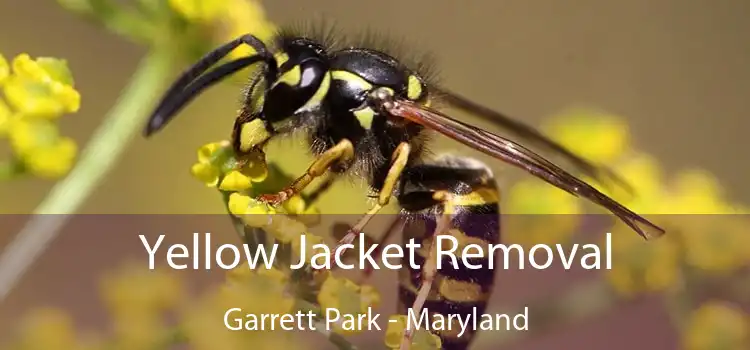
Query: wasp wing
433 87 632 194
384 98 665 239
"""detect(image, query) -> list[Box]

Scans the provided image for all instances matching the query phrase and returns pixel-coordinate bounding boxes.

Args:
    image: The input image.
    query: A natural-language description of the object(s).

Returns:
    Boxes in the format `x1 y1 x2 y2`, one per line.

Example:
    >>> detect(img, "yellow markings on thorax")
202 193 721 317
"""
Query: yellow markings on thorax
274 52 290 67
274 65 301 87
332 70 379 129
301 72 330 110
331 70 373 90
407 75 423 100
450 187 500 207
353 108 375 129
238 119 270 152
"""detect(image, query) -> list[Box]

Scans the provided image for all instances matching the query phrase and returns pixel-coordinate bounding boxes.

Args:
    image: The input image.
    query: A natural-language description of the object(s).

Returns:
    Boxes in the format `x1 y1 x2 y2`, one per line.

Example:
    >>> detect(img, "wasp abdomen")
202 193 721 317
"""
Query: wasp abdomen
397 156 501 350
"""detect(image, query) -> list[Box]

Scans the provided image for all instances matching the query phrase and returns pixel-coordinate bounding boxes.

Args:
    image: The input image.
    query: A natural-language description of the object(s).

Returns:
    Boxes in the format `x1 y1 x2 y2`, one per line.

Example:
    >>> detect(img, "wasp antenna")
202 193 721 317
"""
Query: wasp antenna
145 56 268 136
144 34 276 137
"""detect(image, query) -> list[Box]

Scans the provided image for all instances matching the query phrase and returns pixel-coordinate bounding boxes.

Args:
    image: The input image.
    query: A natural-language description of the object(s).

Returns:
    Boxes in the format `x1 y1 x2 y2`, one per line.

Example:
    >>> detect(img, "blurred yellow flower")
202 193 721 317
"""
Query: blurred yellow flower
168 0 226 23
384 315 442 350
13 308 78 350
99 264 184 349
23 136 77 178
182 270 297 350
679 215 750 273
227 266 290 294
662 169 729 214
291 232 326 263
219 0 278 59
604 225 681 296
317 275 381 334
4 54 80 118
606 153 665 210
543 108 631 164
504 179 581 247
1 52 80 180
100 264 183 316
7 118 78 178
684 301 748 350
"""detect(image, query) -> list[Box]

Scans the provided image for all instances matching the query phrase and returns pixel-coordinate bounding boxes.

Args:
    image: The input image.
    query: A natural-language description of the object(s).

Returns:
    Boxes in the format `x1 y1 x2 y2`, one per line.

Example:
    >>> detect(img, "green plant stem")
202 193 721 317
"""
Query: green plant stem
0 50 174 303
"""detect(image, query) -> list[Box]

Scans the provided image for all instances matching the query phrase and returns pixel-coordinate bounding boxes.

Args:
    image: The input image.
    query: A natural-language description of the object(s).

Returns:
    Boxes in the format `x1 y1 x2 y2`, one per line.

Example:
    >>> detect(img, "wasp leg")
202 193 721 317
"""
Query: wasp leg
258 139 355 205
334 142 411 248
400 191 454 350
356 216 404 284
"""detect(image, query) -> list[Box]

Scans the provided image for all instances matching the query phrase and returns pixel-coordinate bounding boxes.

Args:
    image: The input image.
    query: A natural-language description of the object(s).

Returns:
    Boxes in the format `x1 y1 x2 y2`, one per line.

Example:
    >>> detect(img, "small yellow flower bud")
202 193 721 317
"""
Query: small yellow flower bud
227 193 276 227
240 208 276 228
266 216 305 243
292 233 326 266
8 118 60 156
317 276 381 334
24 137 77 178
219 170 253 191
190 162 220 187
227 193 253 216
226 266 253 283
282 195 306 215
384 315 409 348
256 267 289 287
196 141 226 163
384 315 442 350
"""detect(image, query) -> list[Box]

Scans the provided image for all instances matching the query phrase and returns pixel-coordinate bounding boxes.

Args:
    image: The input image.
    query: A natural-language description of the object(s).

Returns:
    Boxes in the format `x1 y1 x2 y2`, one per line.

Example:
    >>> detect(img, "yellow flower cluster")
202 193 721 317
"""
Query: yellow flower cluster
317 275 381 334
100 264 184 349
539 108 750 296
0 53 80 179
683 301 749 350
183 266 299 350
189 140 389 345
190 141 268 191
191 140 320 255
6 262 307 350
504 178 583 248
5 308 103 350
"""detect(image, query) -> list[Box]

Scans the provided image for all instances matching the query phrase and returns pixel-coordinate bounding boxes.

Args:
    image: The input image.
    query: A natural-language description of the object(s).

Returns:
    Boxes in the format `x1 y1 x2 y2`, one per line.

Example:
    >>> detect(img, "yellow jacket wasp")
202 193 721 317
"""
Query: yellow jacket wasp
144 25 665 350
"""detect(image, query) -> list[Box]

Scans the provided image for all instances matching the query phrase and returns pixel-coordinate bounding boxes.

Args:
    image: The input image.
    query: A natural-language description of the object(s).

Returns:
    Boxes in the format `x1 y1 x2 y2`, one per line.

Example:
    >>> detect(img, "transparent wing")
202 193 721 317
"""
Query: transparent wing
384 98 665 239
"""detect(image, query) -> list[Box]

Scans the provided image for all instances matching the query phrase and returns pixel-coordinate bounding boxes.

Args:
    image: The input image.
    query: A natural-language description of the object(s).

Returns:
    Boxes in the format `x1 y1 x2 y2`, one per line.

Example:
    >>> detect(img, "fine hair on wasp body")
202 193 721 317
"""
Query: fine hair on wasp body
143 21 666 349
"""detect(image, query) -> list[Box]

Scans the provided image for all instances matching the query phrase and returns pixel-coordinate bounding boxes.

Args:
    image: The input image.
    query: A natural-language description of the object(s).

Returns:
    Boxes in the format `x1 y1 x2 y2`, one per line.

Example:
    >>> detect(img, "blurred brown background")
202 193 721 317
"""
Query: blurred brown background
1 0 748 349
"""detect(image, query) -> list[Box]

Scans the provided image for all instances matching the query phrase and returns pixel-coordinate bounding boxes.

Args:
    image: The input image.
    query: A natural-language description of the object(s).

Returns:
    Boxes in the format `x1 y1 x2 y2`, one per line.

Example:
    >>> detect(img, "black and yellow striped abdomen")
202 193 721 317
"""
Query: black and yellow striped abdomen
396 156 501 350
